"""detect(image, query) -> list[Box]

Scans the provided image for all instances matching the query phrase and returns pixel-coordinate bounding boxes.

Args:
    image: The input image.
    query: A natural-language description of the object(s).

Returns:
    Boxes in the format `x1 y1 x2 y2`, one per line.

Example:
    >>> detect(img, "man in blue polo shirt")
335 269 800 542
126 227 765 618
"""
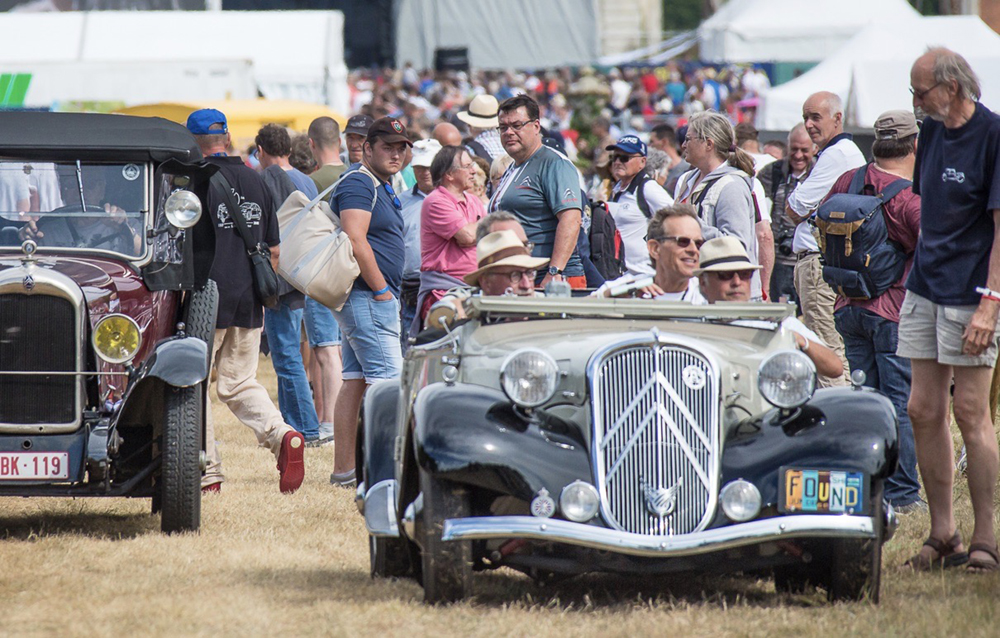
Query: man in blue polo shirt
327 116 410 487
900 48 1000 572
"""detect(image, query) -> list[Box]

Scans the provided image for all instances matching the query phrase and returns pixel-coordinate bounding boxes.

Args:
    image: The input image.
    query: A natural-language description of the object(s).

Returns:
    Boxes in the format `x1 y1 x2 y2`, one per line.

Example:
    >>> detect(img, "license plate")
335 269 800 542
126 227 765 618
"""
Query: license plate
0 452 69 480
779 468 867 514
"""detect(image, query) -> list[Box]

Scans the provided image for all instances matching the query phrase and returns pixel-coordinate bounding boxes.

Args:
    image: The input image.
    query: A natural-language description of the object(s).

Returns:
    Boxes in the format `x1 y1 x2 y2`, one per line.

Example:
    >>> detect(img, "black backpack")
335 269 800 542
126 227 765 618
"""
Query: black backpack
815 164 911 299
589 201 625 281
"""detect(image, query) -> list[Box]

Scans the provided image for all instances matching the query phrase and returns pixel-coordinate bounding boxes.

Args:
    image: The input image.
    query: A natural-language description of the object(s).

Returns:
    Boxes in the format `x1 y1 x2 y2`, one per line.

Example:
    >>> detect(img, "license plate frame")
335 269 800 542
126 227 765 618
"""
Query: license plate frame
778 467 868 515
0 452 70 481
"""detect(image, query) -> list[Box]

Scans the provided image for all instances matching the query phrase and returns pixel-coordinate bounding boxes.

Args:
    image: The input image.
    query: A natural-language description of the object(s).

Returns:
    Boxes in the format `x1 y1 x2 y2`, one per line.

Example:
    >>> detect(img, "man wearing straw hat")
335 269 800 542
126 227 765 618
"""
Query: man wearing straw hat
464 229 550 297
459 94 504 164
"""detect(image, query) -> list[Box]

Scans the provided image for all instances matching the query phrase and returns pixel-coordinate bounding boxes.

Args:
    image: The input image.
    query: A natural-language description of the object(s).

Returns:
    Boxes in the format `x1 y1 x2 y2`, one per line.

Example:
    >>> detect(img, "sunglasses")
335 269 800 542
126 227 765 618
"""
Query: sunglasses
612 154 641 164
382 182 401 209
713 269 756 281
653 235 705 249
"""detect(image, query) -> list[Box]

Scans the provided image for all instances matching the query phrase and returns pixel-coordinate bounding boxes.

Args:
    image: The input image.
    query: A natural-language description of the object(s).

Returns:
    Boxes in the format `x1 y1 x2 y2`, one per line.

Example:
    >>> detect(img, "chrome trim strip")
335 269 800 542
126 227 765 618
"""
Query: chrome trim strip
0 371 122 377
442 515 876 558
0 264 85 434
364 479 400 537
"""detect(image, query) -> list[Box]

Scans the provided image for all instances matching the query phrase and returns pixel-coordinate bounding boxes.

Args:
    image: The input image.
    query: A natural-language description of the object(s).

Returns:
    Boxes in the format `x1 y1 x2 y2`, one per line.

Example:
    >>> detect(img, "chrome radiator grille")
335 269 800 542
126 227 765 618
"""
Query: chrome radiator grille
591 341 719 536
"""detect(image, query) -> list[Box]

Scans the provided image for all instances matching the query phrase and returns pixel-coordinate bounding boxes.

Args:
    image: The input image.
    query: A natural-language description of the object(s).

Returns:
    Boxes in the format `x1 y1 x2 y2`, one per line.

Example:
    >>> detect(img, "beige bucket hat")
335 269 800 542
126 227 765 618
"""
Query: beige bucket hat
463 230 549 286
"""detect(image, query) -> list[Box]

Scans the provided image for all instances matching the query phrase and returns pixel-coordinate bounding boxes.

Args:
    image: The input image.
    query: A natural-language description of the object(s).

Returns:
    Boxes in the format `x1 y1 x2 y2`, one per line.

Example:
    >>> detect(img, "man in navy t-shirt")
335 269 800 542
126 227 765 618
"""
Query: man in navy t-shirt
898 48 1000 572
327 117 411 486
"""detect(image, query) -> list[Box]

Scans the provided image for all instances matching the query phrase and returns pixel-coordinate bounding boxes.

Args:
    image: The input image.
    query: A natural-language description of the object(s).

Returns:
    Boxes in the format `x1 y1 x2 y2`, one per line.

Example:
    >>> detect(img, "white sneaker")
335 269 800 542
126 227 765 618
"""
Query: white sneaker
330 469 356 487
318 422 334 440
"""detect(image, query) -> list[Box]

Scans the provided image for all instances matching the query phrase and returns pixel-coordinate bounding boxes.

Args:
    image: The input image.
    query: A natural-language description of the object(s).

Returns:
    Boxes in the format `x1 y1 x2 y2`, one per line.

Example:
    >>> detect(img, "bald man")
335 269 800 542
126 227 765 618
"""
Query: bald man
783 91 865 387
432 122 463 147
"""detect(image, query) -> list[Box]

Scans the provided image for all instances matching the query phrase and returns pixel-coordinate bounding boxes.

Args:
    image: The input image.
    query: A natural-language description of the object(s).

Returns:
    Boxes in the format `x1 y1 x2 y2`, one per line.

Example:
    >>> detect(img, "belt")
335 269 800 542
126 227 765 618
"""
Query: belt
795 251 820 260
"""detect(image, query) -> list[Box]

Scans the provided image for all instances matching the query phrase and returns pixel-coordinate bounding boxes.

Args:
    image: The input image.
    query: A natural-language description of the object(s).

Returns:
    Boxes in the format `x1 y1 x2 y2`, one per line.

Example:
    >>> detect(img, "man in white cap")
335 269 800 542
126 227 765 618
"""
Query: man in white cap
459 94 504 164
696 236 843 377
464 229 549 297
399 138 442 347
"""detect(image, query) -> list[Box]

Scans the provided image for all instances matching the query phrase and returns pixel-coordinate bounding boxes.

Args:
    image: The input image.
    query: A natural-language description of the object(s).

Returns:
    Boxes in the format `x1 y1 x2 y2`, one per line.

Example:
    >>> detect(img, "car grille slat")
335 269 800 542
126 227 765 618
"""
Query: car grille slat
593 343 719 536
0 294 77 424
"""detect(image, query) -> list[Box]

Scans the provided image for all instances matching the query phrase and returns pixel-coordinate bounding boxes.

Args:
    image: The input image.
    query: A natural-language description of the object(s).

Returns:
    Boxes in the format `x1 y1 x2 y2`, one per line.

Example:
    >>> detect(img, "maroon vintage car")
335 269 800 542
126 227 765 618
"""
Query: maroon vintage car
0 112 218 533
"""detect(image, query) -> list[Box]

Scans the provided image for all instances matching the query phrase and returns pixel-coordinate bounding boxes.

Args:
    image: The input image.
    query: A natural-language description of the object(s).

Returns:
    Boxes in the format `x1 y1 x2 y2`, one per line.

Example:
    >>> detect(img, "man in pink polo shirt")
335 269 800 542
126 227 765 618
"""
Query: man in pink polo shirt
415 145 486 325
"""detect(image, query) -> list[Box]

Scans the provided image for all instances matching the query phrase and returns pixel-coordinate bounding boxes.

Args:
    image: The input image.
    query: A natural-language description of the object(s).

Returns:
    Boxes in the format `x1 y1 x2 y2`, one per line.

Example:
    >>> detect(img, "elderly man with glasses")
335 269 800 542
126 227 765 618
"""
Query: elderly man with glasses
606 135 674 277
489 95 585 289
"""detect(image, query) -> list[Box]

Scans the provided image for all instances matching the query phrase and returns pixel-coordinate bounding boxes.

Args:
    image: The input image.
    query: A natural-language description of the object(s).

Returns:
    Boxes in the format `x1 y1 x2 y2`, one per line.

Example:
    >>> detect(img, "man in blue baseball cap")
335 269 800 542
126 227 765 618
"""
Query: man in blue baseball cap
607 134 675 276
185 108 229 137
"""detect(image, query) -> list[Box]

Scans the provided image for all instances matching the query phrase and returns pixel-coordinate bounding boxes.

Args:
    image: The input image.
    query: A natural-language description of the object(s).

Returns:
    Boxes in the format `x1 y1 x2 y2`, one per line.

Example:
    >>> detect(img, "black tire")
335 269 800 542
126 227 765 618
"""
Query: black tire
827 481 884 603
370 534 414 579
160 384 203 534
185 278 219 352
419 469 472 604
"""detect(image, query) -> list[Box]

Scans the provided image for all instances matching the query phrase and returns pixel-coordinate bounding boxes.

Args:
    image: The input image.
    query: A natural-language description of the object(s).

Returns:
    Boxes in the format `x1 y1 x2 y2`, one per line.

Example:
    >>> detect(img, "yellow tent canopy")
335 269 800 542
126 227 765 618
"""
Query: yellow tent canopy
116 99 347 153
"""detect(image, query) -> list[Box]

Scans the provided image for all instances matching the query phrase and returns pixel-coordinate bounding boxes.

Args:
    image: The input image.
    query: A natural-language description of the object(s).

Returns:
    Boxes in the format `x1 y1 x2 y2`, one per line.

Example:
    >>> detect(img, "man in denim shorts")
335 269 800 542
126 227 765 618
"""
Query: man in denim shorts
899 48 1000 572
327 117 411 486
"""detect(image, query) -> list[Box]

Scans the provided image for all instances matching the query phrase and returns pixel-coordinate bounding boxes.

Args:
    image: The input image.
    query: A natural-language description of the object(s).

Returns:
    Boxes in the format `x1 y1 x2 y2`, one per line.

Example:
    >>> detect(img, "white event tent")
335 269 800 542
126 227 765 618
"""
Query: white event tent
698 0 920 63
0 11 349 114
758 16 1000 130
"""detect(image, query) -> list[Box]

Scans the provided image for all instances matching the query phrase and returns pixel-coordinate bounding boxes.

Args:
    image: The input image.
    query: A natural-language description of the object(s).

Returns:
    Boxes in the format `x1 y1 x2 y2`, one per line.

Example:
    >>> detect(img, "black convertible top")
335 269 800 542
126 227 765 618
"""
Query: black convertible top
0 112 202 163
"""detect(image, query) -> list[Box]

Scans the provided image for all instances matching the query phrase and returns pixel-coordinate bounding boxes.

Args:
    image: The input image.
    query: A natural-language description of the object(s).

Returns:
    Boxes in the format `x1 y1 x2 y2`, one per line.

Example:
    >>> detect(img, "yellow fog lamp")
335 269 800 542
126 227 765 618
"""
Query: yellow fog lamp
92 314 142 364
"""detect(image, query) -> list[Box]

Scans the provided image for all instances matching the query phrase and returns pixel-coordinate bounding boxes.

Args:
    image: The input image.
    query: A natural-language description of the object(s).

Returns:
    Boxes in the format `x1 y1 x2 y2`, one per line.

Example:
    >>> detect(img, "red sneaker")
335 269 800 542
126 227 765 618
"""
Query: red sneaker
277 431 305 494
202 482 221 494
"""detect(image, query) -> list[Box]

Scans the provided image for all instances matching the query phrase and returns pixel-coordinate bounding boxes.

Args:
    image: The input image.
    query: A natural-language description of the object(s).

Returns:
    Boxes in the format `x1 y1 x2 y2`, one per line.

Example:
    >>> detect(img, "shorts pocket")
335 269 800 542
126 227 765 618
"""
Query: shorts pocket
899 292 917 317
942 306 975 326
370 297 401 335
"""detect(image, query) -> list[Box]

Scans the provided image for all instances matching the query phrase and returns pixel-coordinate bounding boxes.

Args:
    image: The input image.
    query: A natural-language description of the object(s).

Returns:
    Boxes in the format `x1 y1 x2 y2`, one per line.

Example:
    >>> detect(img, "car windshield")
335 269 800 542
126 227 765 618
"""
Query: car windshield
0 160 147 258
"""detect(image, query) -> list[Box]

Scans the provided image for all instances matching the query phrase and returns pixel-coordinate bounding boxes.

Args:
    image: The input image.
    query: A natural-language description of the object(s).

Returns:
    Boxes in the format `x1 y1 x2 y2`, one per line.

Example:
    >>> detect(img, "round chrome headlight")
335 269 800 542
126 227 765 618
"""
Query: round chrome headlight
500 348 558 408
758 350 816 409
559 481 600 522
720 480 762 522
92 314 142 364
164 190 202 229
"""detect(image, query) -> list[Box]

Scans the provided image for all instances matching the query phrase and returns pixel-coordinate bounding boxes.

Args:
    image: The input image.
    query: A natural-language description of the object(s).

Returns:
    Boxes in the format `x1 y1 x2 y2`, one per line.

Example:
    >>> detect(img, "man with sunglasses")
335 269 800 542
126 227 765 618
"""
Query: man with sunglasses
595 204 705 303
607 135 674 276
696 236 843 378
326 116 412 487
489 95 585 289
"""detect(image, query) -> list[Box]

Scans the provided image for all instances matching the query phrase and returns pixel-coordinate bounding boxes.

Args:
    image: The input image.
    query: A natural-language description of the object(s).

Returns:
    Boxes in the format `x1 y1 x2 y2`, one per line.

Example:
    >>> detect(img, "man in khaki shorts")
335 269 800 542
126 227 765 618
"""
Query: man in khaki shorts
899 48 1000 572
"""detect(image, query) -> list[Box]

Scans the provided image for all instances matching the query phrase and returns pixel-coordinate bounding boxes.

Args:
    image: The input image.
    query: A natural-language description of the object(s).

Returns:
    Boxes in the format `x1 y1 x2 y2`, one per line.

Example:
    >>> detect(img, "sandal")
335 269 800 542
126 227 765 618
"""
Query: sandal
967 543 1000 573
903 531 969 571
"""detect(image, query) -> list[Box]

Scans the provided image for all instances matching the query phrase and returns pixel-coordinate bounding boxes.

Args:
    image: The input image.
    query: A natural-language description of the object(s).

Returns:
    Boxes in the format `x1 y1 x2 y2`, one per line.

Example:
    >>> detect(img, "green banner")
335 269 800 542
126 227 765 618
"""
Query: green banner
0 73 32 108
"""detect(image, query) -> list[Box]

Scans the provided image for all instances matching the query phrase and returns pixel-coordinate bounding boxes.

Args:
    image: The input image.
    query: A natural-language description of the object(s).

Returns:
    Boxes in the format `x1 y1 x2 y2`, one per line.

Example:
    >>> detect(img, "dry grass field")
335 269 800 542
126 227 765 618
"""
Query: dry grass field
0 355 998 637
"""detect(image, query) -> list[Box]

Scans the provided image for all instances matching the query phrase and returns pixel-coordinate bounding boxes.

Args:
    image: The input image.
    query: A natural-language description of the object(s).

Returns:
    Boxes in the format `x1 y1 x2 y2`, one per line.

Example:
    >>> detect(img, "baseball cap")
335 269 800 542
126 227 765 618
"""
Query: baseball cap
874 110 919 140
344 114 375 137
411 139 442 168
366 117 413 146
606 135 647 157
186 108 228 135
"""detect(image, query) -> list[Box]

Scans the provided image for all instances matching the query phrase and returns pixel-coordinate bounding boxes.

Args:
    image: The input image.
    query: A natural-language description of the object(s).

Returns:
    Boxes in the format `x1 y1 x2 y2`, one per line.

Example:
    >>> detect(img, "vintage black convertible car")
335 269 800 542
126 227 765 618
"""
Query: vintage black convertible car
0 112 218 532
358 296 899 603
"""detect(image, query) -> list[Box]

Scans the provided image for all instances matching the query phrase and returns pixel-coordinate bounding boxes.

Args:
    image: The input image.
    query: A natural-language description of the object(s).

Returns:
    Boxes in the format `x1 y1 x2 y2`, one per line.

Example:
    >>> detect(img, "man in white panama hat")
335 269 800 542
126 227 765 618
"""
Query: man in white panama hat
464 229 549 297
459 94 504 163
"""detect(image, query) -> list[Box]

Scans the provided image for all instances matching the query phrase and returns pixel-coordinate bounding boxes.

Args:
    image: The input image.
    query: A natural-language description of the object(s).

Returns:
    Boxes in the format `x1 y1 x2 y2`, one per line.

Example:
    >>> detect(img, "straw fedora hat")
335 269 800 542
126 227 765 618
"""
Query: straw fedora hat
694 236 763 276
463 230 549 286
457 94 500 129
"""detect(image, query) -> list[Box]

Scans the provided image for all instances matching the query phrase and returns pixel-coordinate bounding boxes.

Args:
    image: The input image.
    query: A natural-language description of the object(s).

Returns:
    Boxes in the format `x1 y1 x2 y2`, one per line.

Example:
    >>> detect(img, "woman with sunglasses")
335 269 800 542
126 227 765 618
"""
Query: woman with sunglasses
593 204 706 304
673 110 763 300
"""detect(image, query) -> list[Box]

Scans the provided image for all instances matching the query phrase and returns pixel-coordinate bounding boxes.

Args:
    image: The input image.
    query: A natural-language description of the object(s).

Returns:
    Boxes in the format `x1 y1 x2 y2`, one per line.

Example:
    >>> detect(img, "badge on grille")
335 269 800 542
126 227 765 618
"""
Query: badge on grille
22 274 34 291
682 365 706 390
641 476 682 517
530 488 555 518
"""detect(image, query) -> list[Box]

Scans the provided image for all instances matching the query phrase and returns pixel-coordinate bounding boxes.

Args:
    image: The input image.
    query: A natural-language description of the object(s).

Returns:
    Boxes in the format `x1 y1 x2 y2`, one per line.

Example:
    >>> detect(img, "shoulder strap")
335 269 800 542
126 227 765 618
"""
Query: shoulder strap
210 171 258 255
693 177 723 208
878 177 913 202
848 163 871 195
769 160 783 201
635 173 653 219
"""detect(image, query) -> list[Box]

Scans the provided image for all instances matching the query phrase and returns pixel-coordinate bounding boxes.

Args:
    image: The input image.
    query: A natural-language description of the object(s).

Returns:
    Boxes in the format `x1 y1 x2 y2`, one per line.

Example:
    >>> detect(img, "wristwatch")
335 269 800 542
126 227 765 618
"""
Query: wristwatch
548 266 563 277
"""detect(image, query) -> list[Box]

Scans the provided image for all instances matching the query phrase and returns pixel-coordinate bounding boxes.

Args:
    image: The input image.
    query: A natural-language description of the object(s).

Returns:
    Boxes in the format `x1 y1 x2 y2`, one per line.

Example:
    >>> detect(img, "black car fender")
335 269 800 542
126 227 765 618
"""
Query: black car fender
360 378 401 487
721 387 899 509
410 382 592 503
113 336 209 431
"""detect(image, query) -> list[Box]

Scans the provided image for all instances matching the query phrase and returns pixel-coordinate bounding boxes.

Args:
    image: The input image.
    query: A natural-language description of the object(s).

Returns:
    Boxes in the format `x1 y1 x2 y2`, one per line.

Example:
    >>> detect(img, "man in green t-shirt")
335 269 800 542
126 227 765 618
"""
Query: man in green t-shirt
308 116 347 192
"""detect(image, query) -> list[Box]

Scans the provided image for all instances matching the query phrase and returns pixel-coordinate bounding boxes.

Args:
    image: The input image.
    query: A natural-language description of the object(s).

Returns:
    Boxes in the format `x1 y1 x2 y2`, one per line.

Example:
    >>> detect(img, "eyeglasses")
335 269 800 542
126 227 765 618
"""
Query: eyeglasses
382 183 401 209
452 161 476 172
683 135 704 144
488 269 537 284
498 120 537 133
909 82 944 100
714 269 756 282
653 235 705 249
612 154 641 164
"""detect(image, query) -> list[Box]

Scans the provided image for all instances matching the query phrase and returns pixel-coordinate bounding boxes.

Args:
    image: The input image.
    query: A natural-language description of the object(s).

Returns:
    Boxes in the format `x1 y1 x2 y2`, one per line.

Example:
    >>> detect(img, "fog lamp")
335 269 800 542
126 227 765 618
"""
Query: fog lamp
559 481 600 522
164 190 202 229
92 314 142 364
720 480 762 522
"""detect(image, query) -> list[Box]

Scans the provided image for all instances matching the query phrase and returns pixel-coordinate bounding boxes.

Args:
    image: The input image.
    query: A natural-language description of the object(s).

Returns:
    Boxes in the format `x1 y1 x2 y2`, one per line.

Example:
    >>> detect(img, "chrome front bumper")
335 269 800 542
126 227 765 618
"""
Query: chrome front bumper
441 514 875 558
